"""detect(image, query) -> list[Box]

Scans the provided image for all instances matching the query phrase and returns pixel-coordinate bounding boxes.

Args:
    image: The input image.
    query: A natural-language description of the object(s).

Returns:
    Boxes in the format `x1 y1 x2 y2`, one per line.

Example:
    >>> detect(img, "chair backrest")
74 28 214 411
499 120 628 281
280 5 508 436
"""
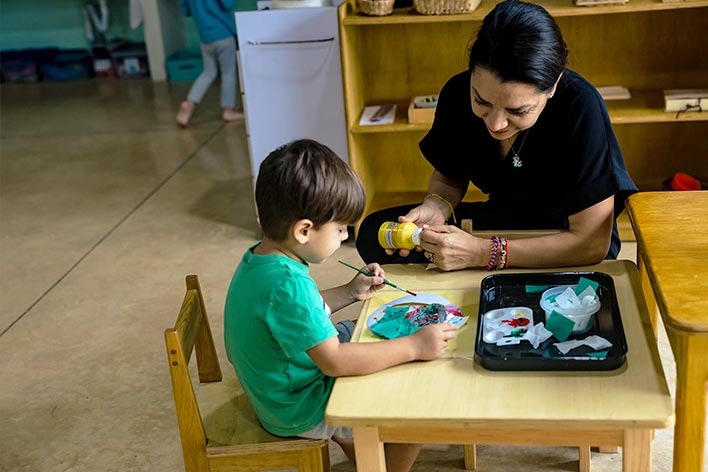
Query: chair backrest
165 275 222 471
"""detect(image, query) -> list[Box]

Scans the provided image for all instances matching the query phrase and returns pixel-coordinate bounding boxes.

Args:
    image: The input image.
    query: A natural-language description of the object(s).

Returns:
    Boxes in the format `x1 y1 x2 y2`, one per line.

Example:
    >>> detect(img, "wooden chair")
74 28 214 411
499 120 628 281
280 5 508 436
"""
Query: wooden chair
164 275 330 472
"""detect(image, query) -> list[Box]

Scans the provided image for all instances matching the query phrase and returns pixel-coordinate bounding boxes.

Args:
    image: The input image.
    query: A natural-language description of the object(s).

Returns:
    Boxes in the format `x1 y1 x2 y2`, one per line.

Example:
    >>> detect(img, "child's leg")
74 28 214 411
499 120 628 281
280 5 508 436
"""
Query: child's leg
384 443 422 472
332 438 421 472
214 36 244 122
176 43 219 127
332 434 356 462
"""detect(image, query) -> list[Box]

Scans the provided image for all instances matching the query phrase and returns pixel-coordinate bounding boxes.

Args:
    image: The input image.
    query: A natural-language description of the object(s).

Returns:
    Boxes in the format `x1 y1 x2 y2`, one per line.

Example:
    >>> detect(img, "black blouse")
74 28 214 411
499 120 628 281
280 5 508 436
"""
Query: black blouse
419 69 637 257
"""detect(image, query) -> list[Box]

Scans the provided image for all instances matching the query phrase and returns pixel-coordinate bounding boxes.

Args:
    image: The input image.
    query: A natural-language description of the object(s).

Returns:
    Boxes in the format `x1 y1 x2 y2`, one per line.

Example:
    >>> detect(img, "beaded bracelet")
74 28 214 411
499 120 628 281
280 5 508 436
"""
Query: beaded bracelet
424 193 457 224
486 236 500 271
497 236 508 270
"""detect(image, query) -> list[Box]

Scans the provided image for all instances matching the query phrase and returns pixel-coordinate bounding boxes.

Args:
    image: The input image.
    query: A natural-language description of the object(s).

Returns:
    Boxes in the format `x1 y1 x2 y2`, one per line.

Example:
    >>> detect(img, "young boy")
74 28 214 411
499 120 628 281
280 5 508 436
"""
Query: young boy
224 139 458 471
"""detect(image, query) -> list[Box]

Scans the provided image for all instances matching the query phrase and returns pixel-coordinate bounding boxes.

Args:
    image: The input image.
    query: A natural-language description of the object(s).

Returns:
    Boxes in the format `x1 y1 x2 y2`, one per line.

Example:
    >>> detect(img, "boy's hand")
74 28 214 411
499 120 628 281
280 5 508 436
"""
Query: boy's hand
411 322 458 360
347 263 386 301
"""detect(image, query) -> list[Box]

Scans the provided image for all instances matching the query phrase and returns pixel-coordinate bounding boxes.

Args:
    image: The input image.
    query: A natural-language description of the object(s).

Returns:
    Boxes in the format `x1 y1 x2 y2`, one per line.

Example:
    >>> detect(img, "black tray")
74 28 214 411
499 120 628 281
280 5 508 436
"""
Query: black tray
474 272 628 371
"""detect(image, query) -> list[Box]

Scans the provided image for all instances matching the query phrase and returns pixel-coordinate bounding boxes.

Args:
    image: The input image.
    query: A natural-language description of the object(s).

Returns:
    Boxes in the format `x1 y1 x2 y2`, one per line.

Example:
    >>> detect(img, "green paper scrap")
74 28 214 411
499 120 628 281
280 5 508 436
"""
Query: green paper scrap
575 277 599 296
525 285 550 294
587 350 608 358
547 294 558 303
369 306 420 339
546 310 575 342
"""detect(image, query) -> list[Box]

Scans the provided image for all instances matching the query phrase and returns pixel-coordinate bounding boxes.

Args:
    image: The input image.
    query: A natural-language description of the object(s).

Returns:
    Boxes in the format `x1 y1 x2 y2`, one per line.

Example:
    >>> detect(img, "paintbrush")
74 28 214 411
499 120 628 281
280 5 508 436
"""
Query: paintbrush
337 260 417 296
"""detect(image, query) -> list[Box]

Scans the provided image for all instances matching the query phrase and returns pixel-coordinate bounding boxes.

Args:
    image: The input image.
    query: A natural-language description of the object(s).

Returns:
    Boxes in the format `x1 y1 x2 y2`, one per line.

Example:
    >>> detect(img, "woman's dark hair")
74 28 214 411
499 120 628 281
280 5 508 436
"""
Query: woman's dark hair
468 0 568 92
255 139 365 241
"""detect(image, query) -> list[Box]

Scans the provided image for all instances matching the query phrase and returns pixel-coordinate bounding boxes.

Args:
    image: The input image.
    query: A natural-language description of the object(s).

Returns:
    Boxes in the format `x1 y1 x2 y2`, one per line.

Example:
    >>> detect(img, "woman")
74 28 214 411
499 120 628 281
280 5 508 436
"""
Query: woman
356 0 636 271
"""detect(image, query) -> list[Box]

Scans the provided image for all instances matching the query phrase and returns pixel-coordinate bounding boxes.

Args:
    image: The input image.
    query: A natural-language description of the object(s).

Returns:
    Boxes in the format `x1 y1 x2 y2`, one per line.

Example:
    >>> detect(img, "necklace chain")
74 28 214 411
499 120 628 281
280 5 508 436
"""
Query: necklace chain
508 130 529 168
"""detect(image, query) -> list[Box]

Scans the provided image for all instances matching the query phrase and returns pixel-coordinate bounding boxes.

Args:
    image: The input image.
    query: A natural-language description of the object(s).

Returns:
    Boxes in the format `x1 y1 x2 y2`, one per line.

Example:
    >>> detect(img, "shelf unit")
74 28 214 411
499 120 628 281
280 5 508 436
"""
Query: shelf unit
338 0 708 239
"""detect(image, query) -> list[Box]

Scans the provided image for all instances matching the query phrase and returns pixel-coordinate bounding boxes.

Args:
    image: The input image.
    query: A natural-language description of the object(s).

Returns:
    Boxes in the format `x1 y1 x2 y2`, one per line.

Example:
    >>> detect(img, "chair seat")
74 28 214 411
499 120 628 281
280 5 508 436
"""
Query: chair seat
198 372 322 450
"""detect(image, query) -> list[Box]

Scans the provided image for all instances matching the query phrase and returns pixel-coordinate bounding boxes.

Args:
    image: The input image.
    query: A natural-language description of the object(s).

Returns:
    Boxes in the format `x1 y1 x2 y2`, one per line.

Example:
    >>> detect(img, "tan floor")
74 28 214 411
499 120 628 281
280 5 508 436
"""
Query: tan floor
0 79 692 472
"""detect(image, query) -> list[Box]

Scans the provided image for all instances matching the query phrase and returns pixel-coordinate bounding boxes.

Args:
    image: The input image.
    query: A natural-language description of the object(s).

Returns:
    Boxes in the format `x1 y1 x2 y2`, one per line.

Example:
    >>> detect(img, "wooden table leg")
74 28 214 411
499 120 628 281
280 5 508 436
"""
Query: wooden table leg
668 330 708 472
579 446 591 472
353 426 386 472
637 254 659 337
622 429 651 471
463 444 476 470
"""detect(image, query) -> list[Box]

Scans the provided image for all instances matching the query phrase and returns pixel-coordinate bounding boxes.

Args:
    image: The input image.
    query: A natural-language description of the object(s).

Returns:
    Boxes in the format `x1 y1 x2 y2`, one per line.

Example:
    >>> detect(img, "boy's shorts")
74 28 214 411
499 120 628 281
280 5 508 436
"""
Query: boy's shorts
298 420 353 440
335 320 355 343
297 320 356 440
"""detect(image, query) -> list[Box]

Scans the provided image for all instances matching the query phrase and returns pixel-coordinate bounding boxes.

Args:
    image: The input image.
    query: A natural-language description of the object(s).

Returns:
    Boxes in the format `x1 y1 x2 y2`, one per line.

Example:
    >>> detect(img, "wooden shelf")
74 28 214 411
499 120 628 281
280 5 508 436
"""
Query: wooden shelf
351 89 708 134
340 0 706 246
342 0 708 25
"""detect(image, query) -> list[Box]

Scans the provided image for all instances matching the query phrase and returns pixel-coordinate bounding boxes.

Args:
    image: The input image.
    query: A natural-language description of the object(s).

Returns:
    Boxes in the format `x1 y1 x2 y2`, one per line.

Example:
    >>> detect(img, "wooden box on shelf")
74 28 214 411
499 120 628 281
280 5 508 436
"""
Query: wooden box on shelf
408 101 436 124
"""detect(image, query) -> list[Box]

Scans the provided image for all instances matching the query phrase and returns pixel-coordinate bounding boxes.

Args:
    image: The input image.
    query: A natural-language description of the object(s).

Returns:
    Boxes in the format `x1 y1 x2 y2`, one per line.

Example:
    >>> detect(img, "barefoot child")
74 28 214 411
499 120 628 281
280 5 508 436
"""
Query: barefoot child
224 139 458 471
176 0 244 127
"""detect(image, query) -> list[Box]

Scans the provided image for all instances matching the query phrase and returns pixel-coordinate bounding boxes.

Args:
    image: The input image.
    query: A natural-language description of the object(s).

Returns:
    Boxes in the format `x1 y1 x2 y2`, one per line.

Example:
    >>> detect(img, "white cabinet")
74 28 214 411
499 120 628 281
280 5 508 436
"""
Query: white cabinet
236 7 348 183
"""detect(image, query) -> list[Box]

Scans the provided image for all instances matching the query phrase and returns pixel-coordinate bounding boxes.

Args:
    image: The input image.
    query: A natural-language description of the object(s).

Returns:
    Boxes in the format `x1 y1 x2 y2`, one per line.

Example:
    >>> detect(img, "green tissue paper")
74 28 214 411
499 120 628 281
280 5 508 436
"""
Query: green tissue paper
545 310 575 342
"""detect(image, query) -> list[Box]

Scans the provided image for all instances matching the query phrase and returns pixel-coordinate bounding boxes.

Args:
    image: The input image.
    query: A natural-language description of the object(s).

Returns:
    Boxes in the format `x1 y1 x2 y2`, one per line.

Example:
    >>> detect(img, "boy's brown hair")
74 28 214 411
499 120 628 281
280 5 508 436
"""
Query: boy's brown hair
255 139 365 241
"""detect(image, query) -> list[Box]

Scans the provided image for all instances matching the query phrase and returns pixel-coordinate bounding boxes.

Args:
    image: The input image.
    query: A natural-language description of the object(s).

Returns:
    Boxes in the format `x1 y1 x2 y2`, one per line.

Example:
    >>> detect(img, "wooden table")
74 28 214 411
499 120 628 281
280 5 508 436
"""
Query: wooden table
626 191 708 472
325 261 673 471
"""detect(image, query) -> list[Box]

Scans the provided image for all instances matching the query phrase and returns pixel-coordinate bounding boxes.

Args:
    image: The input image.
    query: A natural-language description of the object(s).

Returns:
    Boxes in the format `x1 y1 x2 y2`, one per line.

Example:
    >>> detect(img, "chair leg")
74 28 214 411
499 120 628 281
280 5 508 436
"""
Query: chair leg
464 444 477 470
298 442 330 472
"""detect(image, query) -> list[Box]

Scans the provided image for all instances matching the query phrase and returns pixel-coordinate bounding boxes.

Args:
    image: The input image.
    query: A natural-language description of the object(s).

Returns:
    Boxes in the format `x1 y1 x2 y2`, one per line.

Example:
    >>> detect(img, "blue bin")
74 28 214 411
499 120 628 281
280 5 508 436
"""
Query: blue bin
166 49 203 82
39 49 93 81
0 48 59 82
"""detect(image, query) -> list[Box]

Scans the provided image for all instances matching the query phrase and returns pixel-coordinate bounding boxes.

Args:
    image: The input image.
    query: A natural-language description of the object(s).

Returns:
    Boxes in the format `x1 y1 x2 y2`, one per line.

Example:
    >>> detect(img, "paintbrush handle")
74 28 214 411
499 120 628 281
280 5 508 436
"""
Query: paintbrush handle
337 260 416 296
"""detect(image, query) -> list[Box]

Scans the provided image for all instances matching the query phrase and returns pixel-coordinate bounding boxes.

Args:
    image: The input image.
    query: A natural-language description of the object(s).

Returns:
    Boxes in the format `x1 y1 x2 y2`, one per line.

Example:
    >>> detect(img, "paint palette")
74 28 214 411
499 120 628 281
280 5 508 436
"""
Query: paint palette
474 272 627 371
480 307 534 346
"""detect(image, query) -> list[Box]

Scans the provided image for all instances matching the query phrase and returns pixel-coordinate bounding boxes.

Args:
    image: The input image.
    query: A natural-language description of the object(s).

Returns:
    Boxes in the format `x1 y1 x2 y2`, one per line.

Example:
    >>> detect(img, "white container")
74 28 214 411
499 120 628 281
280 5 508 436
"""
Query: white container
540 285 601 334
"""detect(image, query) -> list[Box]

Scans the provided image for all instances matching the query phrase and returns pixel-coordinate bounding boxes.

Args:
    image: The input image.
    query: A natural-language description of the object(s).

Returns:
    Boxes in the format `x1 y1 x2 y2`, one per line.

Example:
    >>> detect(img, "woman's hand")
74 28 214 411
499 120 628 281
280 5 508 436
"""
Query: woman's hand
383 202 448 257
419 224 490 271
346 263 386 301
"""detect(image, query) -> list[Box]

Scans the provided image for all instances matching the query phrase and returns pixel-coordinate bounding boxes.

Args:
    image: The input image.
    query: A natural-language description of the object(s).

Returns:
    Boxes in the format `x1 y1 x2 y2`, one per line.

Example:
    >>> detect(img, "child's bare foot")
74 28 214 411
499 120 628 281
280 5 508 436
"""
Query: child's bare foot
176 101 195 128
222 108 244 123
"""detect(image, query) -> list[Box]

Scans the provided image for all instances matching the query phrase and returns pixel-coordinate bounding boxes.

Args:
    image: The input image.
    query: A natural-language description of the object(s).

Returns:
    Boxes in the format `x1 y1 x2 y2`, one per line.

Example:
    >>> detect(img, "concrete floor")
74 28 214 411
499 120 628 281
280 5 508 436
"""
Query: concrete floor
0 79 695 472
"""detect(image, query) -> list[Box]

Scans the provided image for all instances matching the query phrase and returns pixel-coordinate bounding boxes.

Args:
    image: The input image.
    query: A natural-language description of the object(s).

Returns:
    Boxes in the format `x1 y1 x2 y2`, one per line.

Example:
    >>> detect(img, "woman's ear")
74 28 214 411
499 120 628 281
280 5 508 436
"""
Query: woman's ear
292 219 314 245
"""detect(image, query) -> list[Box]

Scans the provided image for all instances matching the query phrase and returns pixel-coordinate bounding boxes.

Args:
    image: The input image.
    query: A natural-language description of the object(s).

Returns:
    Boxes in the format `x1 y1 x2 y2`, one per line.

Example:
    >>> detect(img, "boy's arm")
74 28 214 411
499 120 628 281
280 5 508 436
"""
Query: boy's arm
320 263 386 313
307 323 457 377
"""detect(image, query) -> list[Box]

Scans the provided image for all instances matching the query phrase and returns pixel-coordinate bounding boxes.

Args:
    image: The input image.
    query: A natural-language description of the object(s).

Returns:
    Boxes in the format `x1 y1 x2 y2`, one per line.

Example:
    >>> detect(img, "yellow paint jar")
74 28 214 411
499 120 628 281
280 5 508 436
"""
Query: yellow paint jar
378 221 422 250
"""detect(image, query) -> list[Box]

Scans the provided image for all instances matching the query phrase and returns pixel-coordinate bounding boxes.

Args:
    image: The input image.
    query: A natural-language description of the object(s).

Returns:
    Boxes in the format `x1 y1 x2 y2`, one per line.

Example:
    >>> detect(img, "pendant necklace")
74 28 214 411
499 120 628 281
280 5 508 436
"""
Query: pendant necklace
508 130 529 168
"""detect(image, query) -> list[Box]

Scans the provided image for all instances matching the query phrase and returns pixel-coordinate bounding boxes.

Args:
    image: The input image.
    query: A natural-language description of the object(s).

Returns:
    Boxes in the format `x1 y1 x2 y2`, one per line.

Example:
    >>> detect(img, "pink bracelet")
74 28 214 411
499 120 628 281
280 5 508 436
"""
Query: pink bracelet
497 237 508 270
487 237 500 271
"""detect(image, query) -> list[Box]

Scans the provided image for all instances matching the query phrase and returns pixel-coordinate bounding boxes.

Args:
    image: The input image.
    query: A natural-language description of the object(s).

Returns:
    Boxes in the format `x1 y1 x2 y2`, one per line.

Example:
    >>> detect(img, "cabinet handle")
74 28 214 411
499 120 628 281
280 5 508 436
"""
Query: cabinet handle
246 37 335 46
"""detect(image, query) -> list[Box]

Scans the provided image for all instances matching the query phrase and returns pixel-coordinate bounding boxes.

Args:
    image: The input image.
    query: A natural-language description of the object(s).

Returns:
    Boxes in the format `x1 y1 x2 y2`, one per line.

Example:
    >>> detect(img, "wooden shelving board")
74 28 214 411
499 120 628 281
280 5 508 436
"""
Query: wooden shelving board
342 0 708 25
351 89 708 134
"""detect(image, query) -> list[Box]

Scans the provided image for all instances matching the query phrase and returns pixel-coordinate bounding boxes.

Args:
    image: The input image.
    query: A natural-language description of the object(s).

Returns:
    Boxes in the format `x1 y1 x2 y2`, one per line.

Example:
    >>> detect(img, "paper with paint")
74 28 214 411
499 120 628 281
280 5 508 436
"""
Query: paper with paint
368 294 468 339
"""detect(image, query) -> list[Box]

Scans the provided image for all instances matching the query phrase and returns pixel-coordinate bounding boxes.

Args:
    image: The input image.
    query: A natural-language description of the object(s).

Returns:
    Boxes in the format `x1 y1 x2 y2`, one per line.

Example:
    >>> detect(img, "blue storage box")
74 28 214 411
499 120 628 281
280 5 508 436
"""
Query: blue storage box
166 49 203 82
39 49 93 81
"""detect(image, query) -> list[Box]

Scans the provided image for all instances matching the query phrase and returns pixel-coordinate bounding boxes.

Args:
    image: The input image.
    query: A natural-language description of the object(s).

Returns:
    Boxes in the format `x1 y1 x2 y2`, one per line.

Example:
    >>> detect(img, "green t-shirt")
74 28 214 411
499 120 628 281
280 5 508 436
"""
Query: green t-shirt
224 245 338 436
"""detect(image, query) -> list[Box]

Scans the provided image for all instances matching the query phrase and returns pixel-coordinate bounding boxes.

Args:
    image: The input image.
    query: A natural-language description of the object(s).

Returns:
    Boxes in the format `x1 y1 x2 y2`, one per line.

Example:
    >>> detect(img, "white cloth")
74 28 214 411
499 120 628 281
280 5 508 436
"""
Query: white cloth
130 0 144 29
